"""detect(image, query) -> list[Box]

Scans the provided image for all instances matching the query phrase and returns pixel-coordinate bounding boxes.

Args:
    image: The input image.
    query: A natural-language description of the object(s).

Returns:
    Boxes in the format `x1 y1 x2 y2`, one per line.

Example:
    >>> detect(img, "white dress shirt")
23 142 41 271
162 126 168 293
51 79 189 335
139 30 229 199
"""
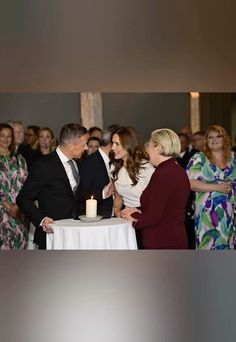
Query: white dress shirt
56 146 78 191
98 147 114 199
98 147 113 179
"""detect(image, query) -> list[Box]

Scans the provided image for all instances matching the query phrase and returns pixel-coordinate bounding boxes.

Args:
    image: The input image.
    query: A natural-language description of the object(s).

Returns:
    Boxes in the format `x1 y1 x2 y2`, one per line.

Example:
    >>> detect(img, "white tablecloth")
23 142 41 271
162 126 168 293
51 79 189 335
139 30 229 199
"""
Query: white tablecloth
47 217 137 250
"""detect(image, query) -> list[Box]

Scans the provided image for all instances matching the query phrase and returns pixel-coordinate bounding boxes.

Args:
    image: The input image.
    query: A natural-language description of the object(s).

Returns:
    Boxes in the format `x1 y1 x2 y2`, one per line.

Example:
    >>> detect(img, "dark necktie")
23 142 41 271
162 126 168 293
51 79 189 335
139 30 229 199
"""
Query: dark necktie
68 159 80 192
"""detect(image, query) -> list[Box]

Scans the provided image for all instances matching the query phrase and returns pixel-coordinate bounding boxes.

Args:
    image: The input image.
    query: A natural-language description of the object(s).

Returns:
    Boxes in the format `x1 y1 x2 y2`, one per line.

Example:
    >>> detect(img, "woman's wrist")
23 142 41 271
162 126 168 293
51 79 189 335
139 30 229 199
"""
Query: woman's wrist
114 208 121 217
3 201 12 210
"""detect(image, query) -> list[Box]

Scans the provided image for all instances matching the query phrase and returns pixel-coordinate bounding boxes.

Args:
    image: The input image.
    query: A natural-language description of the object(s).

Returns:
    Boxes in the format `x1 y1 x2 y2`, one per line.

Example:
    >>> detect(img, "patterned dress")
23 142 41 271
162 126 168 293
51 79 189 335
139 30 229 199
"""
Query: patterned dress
186 152 236 250
0 152 28 250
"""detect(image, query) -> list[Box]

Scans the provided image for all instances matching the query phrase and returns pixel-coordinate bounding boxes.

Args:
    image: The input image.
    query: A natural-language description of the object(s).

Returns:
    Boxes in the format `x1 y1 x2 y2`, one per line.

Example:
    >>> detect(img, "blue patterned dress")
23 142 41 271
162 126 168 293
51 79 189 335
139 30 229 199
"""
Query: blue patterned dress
186 152 236 249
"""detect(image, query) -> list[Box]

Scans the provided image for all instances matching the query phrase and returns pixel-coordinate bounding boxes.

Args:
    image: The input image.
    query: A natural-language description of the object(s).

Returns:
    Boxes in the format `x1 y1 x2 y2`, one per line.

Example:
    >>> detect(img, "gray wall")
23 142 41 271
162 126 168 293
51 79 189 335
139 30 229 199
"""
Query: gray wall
0 93 190 141
0 93 81 139
102 93 190 141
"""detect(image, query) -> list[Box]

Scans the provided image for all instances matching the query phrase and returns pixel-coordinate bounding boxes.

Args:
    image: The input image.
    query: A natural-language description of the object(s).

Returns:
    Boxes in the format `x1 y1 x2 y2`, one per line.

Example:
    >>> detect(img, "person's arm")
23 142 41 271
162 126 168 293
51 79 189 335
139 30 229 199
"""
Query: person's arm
190 179 231 193
187 152 232 194
113 190 123 217
16 161 47 228
102 181 114 199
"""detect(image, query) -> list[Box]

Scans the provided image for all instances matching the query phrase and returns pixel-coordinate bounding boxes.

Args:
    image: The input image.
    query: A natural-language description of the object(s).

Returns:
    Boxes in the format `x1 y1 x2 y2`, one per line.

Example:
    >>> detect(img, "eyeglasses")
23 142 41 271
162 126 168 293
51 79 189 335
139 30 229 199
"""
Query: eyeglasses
25 133 35 137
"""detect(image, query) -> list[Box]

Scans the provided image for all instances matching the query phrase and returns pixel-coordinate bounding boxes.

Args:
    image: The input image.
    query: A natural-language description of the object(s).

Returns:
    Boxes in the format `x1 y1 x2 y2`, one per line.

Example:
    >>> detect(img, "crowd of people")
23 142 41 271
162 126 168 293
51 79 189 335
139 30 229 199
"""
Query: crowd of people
0 120 236 250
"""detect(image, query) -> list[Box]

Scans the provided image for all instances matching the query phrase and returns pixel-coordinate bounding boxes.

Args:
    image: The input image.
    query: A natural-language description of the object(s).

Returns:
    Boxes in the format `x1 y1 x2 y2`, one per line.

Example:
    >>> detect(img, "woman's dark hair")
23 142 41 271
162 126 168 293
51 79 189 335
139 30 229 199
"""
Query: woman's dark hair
0 122 14 152
111 126 148 185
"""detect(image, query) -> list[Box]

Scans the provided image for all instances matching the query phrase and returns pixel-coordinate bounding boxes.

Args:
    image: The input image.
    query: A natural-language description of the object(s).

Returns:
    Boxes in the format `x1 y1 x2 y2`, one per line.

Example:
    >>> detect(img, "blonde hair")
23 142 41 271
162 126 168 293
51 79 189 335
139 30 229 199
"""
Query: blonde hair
151 128 181 157
204 125 231 163
34 127 57 152
6 120 24 129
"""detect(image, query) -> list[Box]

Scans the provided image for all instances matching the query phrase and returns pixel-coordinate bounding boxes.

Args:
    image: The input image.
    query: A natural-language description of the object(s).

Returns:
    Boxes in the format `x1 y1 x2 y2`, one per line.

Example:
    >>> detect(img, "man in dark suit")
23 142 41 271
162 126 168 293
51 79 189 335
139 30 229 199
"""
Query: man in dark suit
177 132 197 249
77 125 119 218
177 133 197 168
16 123 89 249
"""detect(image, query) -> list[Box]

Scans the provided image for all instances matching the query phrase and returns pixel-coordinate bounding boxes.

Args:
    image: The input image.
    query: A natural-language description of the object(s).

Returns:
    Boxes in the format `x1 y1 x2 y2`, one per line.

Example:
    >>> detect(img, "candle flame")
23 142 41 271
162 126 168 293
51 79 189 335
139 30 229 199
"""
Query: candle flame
91 196 93 199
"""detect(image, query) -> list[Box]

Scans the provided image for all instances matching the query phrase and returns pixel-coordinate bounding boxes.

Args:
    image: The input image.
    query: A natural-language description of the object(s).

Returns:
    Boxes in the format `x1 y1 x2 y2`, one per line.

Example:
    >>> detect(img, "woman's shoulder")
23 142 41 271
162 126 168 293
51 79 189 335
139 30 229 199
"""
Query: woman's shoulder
187 151 206 168
191 151 205 161
139 160 155 174
140 159 154 169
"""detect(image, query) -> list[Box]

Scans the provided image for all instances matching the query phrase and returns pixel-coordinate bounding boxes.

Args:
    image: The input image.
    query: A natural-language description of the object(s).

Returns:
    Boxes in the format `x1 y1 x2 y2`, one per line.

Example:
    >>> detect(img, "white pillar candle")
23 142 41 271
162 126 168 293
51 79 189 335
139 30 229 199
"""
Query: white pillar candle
86 197 97 217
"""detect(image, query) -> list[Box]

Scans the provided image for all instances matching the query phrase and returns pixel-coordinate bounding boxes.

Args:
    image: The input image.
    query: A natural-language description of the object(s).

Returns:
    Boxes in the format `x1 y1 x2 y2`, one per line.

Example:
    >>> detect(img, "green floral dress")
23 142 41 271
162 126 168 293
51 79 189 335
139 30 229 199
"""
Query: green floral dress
0 152 28 250
186 152 236 250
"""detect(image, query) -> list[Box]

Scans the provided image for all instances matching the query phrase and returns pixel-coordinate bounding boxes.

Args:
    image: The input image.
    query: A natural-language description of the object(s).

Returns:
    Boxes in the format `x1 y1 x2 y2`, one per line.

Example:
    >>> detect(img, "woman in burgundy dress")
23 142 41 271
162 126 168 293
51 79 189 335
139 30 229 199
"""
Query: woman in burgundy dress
122 128 191 249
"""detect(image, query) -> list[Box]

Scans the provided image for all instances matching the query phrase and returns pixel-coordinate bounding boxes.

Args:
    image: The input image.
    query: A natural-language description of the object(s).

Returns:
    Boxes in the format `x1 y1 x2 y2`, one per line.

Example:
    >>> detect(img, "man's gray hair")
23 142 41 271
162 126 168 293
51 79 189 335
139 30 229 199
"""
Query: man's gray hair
59 123 87 146
101 124 121 146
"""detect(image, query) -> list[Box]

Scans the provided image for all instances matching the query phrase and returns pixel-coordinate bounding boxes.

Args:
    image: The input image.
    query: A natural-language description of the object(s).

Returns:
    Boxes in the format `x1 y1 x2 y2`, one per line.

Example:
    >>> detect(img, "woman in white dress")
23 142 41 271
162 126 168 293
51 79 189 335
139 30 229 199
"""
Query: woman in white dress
111 127 155 248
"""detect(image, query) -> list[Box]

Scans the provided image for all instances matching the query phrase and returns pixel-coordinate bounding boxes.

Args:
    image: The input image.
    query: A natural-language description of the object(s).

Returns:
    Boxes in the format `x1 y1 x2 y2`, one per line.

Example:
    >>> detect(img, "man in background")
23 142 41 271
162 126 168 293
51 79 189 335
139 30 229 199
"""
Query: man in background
25 125 40 147
192 131 204 152
77 124 120 218
177 133 196 169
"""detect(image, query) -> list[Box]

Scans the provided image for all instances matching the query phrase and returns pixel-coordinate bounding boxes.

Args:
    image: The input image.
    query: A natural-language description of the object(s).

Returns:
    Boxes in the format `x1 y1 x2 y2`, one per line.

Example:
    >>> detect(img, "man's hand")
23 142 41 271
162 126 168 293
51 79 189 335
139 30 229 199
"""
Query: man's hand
41 217 54 234
103 181 115 199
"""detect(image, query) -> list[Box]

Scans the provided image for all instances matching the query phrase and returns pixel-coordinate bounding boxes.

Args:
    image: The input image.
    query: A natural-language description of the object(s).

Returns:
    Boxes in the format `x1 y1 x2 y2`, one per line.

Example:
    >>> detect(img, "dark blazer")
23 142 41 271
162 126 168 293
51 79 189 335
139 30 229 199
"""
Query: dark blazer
16 151 78 249
132 158 190 249
77 149 113 218
17 144 38 171
177 148 197 169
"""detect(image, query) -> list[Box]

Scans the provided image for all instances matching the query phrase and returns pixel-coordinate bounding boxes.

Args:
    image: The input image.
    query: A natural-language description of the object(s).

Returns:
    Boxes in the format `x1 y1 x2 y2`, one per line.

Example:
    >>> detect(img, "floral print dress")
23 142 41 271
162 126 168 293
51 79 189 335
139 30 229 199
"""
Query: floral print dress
0 152 28 249
186 152 236 250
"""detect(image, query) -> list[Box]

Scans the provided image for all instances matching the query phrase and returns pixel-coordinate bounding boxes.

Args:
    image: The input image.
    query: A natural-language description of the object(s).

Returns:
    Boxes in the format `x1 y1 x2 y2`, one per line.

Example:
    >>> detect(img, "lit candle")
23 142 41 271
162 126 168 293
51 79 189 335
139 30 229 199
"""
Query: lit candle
86 196 97 218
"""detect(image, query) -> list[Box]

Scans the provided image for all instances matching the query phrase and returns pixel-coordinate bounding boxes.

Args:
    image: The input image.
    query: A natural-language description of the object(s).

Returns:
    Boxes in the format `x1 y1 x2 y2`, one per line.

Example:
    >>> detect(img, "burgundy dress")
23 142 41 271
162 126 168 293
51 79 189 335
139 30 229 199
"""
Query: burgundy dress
132 158 190 249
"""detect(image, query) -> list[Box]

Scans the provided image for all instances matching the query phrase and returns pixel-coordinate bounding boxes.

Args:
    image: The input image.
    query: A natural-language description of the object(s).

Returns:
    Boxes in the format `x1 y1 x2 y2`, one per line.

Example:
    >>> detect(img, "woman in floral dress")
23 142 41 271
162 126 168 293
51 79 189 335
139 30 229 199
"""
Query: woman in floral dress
186 125 236 250
0 123 28 249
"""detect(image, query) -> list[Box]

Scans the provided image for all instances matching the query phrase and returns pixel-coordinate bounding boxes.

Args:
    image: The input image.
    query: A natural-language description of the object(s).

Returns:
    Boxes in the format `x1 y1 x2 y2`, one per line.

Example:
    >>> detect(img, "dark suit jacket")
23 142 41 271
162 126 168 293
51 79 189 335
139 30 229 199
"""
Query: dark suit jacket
177 148 197 169
17 144 38 171
77 149 113 218
132 158 190 249
16 151 78 249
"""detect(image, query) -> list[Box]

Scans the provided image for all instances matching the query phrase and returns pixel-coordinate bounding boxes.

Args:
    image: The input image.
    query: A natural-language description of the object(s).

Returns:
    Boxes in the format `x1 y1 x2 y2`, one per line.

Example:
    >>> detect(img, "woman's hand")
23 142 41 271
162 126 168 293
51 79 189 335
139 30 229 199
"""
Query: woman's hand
7 204 20 219
103 181 114 199
121 207 140 222
216 182 232 194
113 189 123 217
114 208 122 217
190 180 233 193
3 202 23 220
